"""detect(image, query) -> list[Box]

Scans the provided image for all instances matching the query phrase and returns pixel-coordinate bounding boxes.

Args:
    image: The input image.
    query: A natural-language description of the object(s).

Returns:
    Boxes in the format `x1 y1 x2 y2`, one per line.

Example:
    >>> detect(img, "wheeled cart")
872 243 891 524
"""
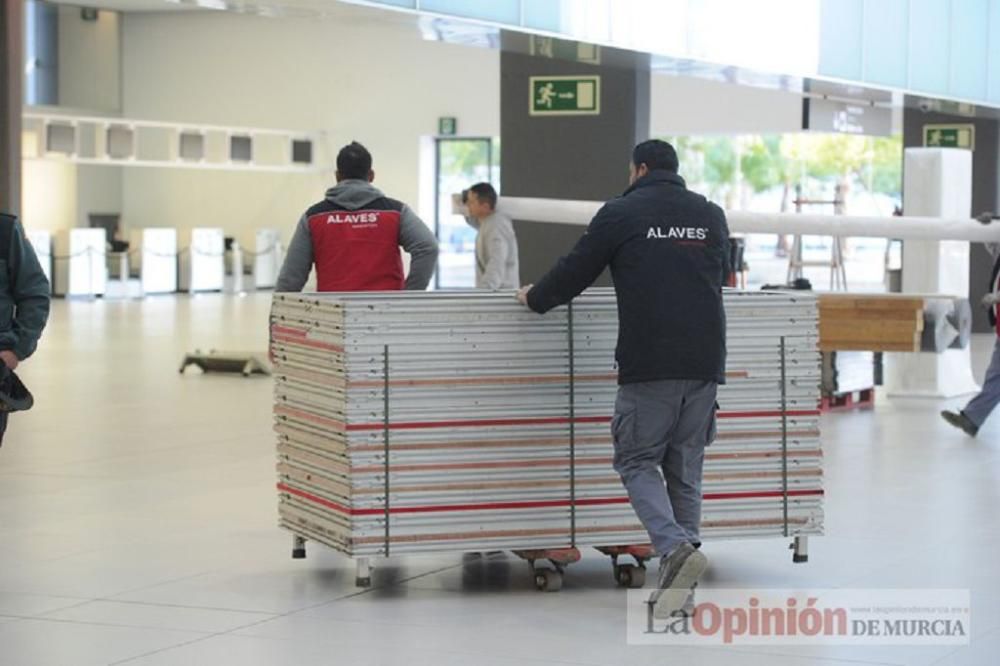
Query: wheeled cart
286 535 812 591
272 290 823 590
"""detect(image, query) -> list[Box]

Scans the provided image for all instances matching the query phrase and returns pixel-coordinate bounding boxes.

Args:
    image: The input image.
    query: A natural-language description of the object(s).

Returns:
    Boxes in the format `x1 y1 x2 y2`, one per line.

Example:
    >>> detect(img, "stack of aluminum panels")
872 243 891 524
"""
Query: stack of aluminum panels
272 289 822 558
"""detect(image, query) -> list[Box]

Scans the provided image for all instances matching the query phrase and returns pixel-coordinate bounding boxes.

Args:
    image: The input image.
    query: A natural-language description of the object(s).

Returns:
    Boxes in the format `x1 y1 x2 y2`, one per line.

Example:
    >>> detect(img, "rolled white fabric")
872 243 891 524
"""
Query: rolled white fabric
496 196 1000 243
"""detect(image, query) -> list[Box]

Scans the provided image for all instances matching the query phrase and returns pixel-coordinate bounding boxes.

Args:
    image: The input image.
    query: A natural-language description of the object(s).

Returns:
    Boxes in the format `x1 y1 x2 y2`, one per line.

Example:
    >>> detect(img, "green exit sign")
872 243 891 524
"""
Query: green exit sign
923 124 975 150
438 117 457 136
529 76 601 116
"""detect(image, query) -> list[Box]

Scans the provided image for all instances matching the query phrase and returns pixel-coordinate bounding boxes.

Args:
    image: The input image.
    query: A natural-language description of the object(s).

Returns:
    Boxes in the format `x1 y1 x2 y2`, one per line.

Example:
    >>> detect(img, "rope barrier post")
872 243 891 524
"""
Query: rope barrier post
86 245 94 299
231 240 244 294
567 301 576 548
779 336 789 538
118 251 128 287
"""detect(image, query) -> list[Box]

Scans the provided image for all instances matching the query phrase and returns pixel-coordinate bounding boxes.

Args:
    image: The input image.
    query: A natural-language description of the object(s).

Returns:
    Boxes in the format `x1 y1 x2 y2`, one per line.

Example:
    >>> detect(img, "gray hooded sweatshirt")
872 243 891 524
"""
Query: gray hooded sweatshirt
276 180 439 292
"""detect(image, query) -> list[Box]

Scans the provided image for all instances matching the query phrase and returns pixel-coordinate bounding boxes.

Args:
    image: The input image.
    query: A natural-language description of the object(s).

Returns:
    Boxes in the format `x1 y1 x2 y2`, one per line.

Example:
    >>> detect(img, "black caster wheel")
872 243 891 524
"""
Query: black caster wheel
534 569 563 592
793 554 808 563
615 564 646 588
292 547 306 559
356 576 372 588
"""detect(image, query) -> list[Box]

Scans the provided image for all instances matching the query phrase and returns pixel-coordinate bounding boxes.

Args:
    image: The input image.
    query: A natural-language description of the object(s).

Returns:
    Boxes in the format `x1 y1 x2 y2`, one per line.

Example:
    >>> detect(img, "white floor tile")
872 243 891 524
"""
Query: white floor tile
928 627 1000 666
2 297 999 666
0 592 91 617
43 600 276 634
0 618 197 666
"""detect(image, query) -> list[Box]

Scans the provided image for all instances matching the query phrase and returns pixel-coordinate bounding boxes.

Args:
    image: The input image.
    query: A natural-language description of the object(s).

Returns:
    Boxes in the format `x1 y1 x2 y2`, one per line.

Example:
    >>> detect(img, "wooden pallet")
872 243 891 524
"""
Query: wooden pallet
820 388 875 412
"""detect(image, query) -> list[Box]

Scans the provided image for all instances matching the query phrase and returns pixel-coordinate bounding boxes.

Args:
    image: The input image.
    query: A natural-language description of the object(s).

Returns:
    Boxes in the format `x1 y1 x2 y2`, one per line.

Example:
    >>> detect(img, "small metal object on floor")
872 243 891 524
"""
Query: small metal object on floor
179 349 271 377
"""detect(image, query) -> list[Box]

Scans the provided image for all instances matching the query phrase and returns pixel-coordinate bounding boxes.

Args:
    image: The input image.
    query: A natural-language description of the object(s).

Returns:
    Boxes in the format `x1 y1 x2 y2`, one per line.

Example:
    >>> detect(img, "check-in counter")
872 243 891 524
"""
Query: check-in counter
53 228 107 297
253 228 282 289
25 230 53 292
179 227 224 293
137 228 179 294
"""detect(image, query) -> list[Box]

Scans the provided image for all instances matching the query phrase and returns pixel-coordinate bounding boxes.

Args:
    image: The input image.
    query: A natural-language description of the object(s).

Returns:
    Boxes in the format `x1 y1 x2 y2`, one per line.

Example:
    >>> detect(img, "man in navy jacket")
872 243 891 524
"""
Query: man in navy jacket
517 140 729 617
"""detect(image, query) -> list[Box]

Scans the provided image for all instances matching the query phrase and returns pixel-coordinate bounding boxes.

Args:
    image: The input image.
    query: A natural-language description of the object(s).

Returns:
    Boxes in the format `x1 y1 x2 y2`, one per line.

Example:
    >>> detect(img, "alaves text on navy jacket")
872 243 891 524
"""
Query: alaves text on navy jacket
526 170 730 385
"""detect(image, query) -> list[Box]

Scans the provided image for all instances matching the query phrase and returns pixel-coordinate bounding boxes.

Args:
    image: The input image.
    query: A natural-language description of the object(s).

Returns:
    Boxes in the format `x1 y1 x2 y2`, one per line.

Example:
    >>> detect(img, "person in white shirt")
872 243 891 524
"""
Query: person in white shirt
463 183 520 290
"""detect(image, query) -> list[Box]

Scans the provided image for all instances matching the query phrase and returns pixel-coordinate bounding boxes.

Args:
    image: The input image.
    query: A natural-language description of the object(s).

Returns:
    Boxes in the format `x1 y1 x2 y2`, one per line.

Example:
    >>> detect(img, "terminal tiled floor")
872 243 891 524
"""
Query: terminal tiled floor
1 294 998 665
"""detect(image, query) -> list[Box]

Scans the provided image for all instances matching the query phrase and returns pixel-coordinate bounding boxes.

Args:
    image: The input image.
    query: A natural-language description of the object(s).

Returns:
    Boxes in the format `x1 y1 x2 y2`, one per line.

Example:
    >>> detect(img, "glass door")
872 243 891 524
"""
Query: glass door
434 137 498 289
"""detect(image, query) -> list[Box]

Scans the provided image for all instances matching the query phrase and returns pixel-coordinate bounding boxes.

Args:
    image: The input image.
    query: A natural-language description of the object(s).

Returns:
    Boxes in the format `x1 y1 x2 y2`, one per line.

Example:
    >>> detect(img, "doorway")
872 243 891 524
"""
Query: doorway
433 137 498 289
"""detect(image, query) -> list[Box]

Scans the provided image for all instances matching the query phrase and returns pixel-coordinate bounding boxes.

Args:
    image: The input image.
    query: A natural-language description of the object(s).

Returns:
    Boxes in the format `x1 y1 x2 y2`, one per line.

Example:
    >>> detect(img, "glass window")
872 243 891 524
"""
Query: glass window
523 0 561 32
863 0 908 88
949 0 989 100
24 0 58 106
908 0 950 95
434 138 497 289
989 1 1000 102
420 0 519 25
818 0 863 81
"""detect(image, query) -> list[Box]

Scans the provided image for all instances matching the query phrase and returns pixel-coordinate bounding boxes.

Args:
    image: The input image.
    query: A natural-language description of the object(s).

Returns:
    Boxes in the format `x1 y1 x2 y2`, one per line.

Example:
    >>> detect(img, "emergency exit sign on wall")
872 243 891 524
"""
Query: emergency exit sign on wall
529 76 601 116
923 124 975 150
438 117 457 136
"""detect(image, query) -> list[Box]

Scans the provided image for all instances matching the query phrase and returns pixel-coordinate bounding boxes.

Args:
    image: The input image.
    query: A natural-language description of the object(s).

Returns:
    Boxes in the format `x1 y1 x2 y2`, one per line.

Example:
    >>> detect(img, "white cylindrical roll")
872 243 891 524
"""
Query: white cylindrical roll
497 196 1000 243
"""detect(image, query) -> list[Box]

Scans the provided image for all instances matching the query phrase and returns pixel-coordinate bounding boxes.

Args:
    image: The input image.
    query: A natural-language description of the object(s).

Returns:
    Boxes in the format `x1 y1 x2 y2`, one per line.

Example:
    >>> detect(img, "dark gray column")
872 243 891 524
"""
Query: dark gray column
1 0 23 216
500 36 650 285
902 108 999 332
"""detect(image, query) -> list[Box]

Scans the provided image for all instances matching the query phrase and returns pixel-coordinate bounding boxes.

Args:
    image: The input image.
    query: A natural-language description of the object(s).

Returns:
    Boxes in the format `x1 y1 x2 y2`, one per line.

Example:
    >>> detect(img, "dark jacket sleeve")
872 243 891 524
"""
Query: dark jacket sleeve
710 202 732 285
9 221 51 360
526 203 619 314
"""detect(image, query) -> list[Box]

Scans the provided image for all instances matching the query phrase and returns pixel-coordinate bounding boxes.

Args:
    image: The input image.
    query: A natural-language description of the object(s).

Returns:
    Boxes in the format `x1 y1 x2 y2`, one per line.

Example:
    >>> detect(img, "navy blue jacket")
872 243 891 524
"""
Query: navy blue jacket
526 170 729 384
0 214 50 361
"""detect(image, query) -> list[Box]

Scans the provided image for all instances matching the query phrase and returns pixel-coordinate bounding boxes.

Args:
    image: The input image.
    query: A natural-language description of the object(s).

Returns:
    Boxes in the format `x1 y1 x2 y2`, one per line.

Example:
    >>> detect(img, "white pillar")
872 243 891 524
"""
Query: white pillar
887 148 979 398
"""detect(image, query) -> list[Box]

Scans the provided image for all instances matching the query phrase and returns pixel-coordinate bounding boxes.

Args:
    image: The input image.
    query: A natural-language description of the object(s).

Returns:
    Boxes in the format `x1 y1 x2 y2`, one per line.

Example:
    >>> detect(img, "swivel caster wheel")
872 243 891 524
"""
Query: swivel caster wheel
615 564 646 588
534 568 563 592
355 576 372 588
291 536 307 559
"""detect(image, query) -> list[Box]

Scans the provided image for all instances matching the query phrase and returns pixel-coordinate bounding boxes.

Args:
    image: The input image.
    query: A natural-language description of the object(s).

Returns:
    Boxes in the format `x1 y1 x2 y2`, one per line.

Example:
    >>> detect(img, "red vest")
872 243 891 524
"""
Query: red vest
307 204 404 292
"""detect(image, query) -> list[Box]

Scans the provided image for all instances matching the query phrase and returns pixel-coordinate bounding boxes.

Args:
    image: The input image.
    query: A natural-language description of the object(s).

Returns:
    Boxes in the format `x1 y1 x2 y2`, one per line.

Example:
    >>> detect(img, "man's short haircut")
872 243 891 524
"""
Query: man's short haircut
468 182 498 210
337 141 373 179
632 139 679 173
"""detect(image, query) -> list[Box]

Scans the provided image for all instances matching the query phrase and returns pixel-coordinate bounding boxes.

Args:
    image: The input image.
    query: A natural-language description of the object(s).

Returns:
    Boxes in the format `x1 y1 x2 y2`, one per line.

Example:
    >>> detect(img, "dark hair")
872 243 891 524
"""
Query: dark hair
632 139 678 173
468 182 497 209
337 141 373 179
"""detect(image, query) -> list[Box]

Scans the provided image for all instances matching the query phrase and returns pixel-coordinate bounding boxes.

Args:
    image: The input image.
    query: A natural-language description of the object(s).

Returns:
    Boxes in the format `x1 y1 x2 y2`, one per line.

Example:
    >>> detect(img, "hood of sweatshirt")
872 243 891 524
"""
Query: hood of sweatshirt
324 179 387 210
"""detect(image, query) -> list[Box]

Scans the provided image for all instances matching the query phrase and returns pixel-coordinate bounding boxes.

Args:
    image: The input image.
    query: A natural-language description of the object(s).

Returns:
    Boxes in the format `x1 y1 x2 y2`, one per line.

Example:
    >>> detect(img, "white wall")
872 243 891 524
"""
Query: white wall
651 74 803 135
76 165 122 228
57 6 120 112
23 159 76 233
119 10 500 247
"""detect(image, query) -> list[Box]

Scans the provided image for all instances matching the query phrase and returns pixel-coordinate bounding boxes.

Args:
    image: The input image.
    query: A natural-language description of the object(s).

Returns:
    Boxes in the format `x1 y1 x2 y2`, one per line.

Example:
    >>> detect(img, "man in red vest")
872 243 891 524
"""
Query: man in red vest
276 142 438 292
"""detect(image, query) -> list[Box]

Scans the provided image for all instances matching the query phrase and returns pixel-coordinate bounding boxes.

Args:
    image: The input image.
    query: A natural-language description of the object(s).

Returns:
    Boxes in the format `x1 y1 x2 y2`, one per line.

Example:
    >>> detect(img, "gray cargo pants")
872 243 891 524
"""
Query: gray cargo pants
611 379 718 557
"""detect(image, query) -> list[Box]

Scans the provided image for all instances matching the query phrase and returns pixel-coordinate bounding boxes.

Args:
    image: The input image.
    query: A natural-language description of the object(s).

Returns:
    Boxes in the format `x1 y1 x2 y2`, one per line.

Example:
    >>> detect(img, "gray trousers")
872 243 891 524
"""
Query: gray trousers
964 337 1000 428
611 379 718 557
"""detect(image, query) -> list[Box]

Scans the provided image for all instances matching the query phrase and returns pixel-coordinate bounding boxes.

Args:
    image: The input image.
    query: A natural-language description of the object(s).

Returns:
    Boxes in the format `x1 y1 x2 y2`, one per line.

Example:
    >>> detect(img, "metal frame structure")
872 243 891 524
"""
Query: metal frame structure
271 289 823 589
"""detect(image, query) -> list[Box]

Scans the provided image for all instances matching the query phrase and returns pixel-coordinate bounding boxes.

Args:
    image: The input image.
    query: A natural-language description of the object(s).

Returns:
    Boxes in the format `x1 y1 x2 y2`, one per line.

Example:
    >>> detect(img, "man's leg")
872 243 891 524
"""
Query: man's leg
961 338 1000 430
662 380 718 545
611 380 687 557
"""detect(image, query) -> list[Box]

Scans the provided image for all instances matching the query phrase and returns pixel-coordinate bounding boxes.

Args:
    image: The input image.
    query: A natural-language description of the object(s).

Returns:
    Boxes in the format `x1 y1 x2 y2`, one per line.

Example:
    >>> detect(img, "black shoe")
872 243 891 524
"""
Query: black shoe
941 410 978 437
